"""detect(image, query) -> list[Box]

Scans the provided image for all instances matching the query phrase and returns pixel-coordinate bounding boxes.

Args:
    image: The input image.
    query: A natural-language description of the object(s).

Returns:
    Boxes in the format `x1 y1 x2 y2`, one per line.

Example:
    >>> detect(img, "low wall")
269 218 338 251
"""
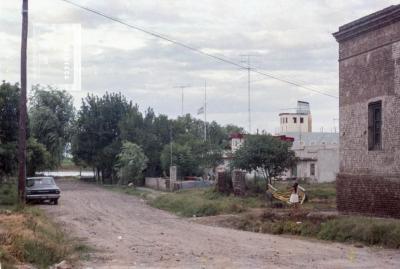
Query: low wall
145 177 170 191
145 177 213 191
336 173 400 218
171 180 214 191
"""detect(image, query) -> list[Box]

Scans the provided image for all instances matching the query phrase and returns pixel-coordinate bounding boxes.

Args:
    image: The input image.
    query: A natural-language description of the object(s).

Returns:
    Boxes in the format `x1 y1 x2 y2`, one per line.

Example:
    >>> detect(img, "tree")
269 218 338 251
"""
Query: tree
0 82 20 180
160 142 198 177
27 138 51 176
72 92 133 183
29 85 74 168
231 134 297 184
114 141 148 185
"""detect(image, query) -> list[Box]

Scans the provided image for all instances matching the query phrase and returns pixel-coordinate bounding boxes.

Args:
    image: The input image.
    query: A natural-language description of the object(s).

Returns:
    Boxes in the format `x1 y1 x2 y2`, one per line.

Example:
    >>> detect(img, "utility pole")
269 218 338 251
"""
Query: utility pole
174 85 190 116
18 0 28 204
333 118 339 133
169 127 173 166
204 80 207 141
240 54 258 134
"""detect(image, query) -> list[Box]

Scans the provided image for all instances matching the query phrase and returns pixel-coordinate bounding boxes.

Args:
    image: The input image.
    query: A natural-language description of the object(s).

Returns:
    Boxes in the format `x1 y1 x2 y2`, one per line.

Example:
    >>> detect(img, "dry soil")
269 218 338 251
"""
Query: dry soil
41 179 400 269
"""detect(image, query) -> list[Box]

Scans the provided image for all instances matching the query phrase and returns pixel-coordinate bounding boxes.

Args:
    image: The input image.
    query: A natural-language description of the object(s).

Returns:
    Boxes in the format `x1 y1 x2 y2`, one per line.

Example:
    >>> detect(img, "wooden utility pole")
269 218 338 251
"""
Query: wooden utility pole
18 0 28 204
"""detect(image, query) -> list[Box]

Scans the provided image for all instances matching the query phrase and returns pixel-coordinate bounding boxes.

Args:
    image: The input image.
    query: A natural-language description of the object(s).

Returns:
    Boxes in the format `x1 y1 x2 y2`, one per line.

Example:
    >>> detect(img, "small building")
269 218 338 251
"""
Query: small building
279 101 312 133
283 132 339 182
229 132 245 152
333 5 400 218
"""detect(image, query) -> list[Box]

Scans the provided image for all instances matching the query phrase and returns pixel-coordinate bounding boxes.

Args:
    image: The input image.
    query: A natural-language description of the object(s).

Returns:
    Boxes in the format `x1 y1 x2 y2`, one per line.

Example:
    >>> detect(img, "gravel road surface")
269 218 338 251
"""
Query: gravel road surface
42 179 400 268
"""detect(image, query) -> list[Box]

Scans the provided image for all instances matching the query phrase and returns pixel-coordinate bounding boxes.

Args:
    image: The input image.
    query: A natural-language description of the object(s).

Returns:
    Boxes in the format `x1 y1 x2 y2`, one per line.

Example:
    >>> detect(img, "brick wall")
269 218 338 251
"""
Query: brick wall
334 6 400 218
337 173 400 218
338 29 400 176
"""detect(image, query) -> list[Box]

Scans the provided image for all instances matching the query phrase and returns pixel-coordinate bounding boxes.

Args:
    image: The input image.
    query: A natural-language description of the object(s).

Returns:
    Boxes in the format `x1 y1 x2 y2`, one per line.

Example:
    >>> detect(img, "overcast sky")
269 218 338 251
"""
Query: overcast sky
1 0 398 134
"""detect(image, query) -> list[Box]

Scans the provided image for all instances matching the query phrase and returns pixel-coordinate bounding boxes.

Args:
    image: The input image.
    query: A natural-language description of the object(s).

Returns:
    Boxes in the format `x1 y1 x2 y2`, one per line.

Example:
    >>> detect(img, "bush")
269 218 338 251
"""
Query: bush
318 217 400 248
0 207 88 268
0 183 17 206
114 142 148 185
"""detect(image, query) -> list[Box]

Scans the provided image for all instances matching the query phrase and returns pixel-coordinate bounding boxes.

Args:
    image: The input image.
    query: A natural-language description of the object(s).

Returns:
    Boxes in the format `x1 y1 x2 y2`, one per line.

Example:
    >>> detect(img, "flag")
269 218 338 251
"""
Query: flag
197 106 204 115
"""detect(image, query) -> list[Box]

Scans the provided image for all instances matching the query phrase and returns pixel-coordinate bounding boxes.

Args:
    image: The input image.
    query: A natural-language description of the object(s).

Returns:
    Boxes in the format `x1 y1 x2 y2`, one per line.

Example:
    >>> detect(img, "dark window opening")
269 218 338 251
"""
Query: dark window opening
368 101 382 150
293 117 297 124
310 163 315 176
300 117 304 124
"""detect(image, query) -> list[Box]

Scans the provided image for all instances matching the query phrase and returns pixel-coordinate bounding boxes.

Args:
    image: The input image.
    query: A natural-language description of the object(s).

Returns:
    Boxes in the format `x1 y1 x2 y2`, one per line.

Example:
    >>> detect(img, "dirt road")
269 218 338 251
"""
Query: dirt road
42 179 400 268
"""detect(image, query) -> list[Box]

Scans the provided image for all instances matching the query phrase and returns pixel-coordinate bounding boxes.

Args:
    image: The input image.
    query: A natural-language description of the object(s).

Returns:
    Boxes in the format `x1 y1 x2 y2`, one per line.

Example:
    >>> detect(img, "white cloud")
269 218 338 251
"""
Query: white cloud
0 0 398 133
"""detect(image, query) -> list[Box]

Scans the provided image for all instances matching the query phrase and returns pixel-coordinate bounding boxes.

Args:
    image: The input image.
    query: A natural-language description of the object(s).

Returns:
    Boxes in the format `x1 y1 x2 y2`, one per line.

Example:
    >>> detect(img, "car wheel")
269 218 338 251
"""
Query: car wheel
54 199 58 205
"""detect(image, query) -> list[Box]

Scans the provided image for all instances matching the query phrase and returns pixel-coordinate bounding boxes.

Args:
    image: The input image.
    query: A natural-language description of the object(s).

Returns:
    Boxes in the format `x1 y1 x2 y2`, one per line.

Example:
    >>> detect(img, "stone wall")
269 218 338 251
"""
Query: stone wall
337 173 400 218
145 177 170 191
338 23 400 176
334 6 400 218
232 170 246 196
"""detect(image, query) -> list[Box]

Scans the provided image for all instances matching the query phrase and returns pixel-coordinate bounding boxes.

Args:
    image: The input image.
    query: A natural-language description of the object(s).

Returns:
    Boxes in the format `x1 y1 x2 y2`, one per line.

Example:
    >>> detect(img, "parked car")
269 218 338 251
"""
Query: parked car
26 177 61 205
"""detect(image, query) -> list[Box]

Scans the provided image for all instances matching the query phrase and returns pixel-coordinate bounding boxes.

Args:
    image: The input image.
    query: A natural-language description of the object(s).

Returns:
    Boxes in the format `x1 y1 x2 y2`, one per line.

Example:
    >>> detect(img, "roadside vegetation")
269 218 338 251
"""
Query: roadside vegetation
108 180 400 249
228 210 400 249
149 188 264 217
0 183 88 269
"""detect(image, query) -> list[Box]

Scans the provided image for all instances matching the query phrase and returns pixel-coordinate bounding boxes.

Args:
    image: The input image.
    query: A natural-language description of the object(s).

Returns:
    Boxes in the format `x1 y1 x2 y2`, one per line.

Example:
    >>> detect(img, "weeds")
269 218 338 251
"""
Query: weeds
0 207 89 268
227 210 400 249
149 188 264 217
0 182 17 207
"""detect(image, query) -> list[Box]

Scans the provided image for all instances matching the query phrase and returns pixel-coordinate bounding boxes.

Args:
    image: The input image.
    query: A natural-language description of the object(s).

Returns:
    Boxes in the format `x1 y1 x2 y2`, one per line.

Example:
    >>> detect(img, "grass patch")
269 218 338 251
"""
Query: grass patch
228 210 400 249
318 216 400 248
149 188 264 217
0 182 17 207
0 207 89 268
272 181 336 210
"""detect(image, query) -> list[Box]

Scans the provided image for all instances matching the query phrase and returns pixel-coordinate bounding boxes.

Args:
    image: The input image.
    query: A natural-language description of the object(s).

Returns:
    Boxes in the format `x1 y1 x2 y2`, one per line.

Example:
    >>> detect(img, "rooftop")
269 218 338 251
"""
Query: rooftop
333 5 400 42
283 132 339 147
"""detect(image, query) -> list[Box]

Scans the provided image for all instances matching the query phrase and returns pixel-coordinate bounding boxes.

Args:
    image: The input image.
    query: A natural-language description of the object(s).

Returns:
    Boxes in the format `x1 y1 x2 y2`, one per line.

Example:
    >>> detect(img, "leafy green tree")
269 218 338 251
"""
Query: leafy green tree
27 138 51 176
160 142 198 177
72 91 243 183
0 82 20 179
231 134 297 184
29 85 74 168
72 93 133 183
114 141 148 185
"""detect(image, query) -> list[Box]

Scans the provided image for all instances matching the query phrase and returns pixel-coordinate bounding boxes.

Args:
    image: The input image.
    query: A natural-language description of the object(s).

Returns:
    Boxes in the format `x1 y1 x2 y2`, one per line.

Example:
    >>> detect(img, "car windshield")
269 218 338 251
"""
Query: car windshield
27 178 54 187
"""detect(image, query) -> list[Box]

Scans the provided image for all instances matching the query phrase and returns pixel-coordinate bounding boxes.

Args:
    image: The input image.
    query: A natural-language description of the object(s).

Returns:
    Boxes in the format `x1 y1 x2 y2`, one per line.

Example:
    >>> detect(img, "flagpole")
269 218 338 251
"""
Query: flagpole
204 80 207 141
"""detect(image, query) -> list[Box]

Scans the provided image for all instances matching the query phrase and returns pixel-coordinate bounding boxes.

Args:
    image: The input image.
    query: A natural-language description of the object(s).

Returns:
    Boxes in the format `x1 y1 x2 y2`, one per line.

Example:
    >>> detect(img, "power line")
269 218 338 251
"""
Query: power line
60 0 338 99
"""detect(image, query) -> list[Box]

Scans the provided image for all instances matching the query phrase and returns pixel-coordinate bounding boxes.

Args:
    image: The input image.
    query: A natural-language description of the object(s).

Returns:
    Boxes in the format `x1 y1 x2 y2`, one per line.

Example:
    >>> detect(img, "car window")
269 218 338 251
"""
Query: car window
28 178 54 186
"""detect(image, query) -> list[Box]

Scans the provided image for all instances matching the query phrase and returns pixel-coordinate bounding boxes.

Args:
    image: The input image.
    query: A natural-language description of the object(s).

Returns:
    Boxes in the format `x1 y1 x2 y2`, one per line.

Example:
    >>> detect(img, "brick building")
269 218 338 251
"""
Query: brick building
333 5 400 218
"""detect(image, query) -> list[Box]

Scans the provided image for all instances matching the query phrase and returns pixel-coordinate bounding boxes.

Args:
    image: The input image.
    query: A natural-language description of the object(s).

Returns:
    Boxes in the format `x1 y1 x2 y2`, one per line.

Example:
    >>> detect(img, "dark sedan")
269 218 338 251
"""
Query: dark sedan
26 177 61 205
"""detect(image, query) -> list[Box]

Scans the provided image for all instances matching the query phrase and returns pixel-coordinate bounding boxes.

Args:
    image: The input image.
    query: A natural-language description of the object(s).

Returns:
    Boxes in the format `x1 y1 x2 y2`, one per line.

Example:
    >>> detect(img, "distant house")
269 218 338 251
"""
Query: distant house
278 101 339 182
333 5 400 218
279 101 312 133
283 132 339 182
229 132 245 152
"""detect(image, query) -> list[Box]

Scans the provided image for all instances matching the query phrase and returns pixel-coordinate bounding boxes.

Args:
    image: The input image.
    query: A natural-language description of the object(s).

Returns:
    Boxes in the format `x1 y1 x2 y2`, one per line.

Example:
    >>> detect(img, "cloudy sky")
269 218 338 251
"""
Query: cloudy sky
1 0 398 134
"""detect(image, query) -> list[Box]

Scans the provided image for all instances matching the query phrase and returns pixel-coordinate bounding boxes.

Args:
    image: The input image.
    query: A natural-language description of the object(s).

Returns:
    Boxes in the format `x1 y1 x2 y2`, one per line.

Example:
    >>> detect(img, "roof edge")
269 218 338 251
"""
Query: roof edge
333 5 400 42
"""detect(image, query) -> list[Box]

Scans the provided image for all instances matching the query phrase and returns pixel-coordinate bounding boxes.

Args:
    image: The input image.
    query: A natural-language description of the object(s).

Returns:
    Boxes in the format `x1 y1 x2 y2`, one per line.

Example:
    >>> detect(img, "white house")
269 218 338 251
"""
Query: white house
279 101 312 133
284 132 339 182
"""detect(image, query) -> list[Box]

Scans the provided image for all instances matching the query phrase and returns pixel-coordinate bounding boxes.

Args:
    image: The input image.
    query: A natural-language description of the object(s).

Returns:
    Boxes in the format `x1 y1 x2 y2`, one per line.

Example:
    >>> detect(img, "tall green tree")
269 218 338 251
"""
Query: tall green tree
29 85 74 167
0 82 20 179
231 134 297 184
0 82 52 180
72 92 132 183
